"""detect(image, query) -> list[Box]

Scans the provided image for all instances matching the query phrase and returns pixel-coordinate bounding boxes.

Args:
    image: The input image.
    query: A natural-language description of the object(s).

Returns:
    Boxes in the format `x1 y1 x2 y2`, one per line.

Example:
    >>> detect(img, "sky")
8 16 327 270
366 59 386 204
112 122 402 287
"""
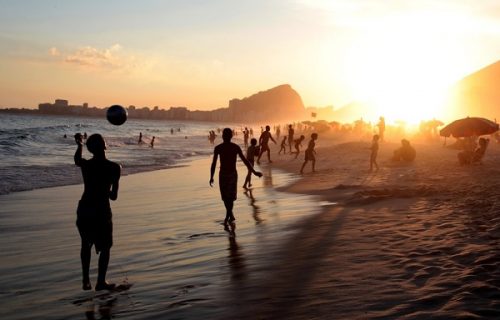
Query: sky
1 0 500 120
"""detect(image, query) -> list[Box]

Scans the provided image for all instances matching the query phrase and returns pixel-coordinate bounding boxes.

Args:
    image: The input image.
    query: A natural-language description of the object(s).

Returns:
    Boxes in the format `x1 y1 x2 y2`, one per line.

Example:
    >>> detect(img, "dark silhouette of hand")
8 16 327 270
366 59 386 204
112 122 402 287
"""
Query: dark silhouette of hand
74 133 83 145
209 178 214 187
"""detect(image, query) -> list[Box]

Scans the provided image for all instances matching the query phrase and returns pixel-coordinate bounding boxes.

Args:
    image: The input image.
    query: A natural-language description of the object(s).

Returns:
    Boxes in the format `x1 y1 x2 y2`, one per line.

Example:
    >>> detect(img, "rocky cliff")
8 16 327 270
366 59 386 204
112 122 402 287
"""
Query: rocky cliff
225 84 305 123
449 60 500 120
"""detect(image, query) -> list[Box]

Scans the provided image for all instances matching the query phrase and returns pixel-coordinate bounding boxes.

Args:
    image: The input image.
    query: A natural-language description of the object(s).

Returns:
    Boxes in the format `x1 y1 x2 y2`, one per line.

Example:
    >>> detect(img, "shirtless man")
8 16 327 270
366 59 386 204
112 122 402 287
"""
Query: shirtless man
74 133 121 291
256 125 277 164
210 128 262 224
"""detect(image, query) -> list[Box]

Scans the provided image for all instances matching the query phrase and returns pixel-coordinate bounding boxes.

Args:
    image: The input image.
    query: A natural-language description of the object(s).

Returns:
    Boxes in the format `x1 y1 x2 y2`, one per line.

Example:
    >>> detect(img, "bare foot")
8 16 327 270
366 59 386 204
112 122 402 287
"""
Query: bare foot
95 281 116 291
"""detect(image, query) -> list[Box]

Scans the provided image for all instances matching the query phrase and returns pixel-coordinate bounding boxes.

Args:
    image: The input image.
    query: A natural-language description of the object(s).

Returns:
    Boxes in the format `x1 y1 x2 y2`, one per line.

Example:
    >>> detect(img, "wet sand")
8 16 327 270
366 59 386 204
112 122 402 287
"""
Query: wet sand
0 157 320 320
1 139 500 319
230 137 500 319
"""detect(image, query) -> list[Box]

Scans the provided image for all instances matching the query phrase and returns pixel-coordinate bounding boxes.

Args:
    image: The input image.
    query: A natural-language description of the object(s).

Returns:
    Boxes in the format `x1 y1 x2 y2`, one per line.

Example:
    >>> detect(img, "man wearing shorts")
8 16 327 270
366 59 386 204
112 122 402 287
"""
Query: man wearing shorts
74 133 121 291
210 128 262 224
256 125 277 164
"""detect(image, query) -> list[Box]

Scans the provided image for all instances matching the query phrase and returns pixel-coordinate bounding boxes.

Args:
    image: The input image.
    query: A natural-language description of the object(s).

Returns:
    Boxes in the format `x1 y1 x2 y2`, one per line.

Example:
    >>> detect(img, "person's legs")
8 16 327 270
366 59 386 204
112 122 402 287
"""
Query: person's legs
96 248 115 290
300 160 308 174
223 200 235 223
267 149 272 163
243 169 251 188
80 240 92 290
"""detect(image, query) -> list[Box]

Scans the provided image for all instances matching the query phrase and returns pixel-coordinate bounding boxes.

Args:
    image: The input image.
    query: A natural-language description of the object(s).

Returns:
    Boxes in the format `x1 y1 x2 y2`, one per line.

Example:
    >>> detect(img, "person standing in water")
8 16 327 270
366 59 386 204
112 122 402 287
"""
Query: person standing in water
150 136 155 148
300 133 318 174
210 128 262 224
256 125 277 164
138 132 143 144
369 134 380 171
74 133 121 291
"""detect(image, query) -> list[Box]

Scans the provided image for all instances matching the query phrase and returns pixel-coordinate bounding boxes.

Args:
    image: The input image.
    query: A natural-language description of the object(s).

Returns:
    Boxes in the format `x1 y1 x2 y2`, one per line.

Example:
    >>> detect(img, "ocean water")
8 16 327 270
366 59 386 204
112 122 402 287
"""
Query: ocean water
0 113 249 195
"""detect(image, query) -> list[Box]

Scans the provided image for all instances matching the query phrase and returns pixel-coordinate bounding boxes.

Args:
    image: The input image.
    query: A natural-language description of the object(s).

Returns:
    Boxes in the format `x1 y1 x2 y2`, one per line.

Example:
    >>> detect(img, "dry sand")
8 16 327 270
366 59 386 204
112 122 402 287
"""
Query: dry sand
227 135 500 319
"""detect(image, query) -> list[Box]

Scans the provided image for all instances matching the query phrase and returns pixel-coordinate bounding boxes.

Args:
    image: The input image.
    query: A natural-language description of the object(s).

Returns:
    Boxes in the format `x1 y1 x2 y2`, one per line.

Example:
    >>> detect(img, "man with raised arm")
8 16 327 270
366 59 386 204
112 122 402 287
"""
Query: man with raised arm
74 133 121 291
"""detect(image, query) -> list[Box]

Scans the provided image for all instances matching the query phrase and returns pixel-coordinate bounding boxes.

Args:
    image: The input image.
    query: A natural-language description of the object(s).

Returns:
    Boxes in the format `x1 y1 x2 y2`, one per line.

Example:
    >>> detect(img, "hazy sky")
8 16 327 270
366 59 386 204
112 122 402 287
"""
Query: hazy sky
1 0 500 113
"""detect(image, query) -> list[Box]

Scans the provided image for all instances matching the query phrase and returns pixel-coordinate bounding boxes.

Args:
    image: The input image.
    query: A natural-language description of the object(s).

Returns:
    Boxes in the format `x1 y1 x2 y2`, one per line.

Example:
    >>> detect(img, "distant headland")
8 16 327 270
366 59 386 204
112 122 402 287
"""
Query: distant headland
0 84 312 123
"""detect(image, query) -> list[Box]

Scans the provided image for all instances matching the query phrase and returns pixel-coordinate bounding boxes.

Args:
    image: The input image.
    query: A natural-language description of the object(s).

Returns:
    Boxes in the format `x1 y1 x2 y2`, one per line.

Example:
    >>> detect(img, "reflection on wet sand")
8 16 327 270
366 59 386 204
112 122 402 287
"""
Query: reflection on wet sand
224 223 246 283
244 188 263 224
261 165 274 187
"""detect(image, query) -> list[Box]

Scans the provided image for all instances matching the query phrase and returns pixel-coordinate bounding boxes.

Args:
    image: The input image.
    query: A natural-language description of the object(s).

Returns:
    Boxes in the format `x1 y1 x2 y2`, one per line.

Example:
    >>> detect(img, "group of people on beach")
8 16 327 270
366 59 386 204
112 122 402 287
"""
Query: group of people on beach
72 123 319 291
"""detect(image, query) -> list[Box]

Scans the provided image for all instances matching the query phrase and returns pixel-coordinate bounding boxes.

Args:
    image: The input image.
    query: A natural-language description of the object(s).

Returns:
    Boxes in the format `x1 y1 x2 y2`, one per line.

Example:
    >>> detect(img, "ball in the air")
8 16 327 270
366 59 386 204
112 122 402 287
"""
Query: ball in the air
106 105 128 125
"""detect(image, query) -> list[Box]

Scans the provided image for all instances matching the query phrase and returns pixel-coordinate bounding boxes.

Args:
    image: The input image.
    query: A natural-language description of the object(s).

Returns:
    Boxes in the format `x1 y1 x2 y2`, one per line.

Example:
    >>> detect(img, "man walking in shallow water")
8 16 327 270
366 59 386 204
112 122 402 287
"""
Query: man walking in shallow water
210 128 262 224
74 133 121 291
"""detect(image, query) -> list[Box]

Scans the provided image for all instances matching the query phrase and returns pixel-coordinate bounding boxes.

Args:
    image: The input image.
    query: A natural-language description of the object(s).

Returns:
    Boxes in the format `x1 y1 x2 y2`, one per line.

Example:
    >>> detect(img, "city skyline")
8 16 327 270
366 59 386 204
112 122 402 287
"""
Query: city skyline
2 1 500 123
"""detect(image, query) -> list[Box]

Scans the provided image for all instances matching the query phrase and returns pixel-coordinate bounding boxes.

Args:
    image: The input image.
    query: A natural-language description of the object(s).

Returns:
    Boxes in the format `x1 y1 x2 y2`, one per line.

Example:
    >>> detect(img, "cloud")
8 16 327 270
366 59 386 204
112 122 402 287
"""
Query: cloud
49 47 60 56
50 44 138 71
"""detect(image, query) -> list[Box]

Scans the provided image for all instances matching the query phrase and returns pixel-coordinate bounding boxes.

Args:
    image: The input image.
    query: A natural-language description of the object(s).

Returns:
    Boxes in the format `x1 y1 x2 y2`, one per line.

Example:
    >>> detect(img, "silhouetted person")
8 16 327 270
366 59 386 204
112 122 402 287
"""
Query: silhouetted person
138 132 143 144
292 135 305 159
150 136 155 148
74 133 121 291
369 134 380 171
243 138 258 189
300 133 318 174
257 125 277 164
243 127 249 149
392 139 416 162
278 136 287 154
210 128 262 224
287 124 294 153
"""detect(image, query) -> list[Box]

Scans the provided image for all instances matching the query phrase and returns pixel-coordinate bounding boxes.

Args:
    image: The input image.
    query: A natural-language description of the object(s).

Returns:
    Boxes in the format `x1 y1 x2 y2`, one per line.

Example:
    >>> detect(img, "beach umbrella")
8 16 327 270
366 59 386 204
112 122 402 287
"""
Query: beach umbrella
439 117 499 138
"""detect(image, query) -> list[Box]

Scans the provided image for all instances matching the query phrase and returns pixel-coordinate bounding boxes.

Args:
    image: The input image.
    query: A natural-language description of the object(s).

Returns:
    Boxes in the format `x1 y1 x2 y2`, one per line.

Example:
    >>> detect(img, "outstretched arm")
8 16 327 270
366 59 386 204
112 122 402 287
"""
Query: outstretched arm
270 134 277 144
238 148 262 177
74 133 84 166
210 150 218 186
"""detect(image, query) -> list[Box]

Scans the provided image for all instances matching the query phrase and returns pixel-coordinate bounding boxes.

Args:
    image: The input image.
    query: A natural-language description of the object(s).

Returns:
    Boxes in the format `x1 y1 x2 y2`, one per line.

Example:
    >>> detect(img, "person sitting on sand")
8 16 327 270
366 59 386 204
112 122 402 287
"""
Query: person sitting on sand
458 137 490 165
300 133 318 174
369 134 380 171
278 136 287 154
256 125 277 164
392 139 416 162
210 128 262 224
292 135 305 159
243 138 259 189
74 133 121 291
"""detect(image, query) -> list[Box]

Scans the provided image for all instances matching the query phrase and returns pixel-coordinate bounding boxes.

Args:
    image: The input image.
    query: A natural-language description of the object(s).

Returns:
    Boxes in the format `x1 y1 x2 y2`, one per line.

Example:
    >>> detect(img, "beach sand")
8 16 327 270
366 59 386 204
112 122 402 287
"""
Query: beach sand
230 137 500 319
1 138 500 319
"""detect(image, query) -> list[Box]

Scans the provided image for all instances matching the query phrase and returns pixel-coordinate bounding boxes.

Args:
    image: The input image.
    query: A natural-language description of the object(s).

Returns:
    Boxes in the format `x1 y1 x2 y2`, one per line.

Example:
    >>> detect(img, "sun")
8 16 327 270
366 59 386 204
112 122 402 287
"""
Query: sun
341 11 470 125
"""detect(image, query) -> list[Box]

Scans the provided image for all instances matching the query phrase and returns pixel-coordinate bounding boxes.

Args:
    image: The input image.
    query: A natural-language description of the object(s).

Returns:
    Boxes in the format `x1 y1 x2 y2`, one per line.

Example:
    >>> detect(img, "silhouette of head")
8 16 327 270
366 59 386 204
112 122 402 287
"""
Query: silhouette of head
311 133 318 140
401 139 409 146
300 135 305 140
289 124 292 128
86 134 106 155
222 128 233 142
265 125 270 131
251 138 257 146
373 134 380 141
